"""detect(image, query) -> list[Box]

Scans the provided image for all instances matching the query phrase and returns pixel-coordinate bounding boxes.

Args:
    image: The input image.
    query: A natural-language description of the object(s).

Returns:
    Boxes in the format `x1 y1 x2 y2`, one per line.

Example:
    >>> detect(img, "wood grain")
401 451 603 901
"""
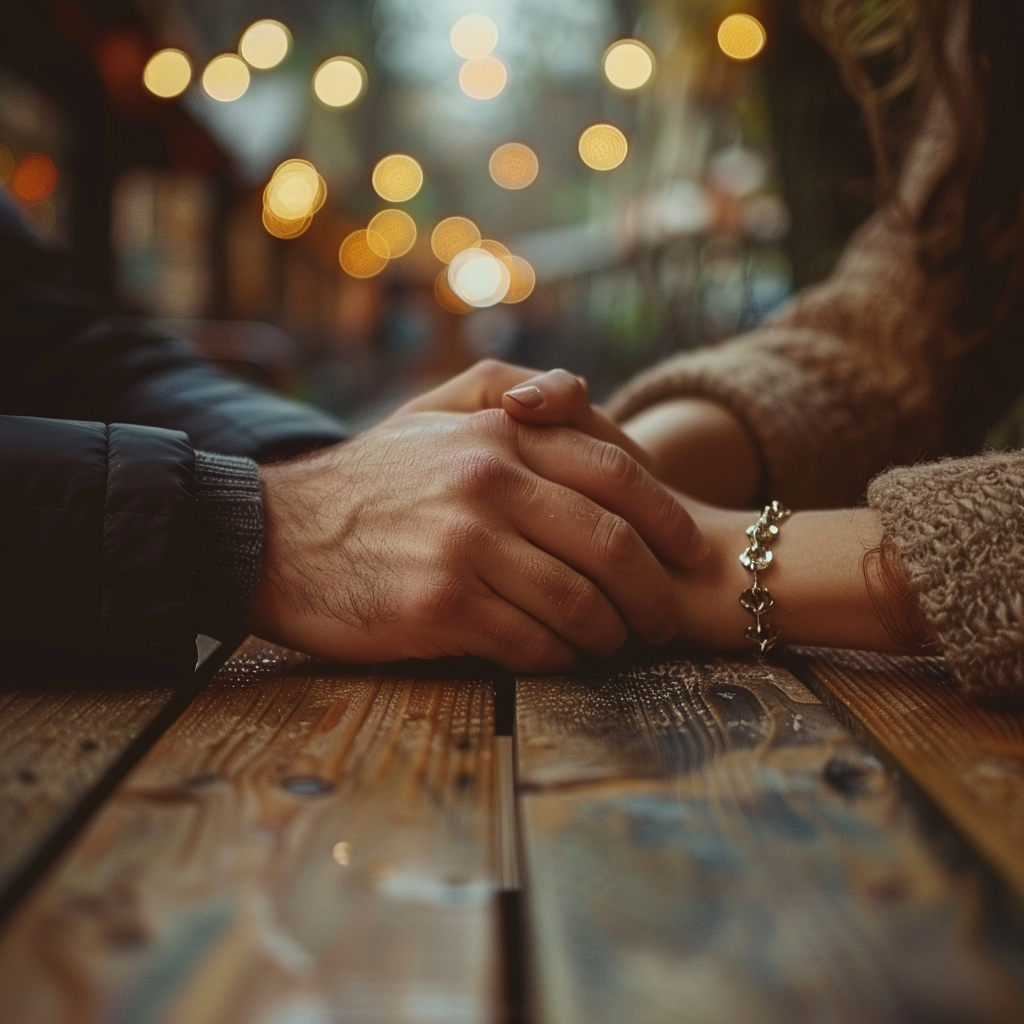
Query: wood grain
517 655 1024 1024
0 685 177 899
787 646 1024 900
0 642 501 1024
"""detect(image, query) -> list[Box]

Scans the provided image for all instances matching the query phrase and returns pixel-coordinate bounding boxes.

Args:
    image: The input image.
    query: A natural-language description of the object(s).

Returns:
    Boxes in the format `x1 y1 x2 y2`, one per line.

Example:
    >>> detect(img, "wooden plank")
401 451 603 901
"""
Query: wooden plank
516 654 1024 1024
0 642 502 1024
786 646 1024 901
0 685 178 900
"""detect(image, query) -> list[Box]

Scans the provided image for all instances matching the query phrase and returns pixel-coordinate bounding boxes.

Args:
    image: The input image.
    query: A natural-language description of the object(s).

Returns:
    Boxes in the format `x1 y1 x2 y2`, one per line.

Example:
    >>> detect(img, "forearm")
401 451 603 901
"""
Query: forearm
672 502 932 654
620 398 762 507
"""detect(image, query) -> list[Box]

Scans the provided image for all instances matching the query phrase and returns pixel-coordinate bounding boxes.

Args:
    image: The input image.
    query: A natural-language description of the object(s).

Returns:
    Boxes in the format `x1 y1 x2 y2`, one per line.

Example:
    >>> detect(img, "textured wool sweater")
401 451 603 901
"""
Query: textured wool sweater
606 100 1024 696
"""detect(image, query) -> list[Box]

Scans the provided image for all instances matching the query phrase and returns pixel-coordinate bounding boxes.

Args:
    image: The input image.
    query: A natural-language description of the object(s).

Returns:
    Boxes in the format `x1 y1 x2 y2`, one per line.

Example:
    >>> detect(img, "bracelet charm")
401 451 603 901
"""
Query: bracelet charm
739 500 790 655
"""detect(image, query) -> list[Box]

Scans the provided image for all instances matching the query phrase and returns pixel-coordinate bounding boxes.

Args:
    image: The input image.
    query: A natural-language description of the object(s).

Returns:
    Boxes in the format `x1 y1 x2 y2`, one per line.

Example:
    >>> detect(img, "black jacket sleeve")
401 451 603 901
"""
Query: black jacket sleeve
0 193 347 683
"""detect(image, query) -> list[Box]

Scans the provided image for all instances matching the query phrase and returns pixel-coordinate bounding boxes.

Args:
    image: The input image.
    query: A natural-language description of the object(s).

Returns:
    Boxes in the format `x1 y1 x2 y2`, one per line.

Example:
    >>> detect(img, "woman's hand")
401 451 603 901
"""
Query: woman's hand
668 497 929 654
395 359 653 469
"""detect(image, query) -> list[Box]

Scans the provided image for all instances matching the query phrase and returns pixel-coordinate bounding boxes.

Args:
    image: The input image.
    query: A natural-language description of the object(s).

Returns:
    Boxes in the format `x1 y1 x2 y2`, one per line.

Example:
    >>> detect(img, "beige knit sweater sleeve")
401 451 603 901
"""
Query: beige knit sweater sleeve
605 103 1024 696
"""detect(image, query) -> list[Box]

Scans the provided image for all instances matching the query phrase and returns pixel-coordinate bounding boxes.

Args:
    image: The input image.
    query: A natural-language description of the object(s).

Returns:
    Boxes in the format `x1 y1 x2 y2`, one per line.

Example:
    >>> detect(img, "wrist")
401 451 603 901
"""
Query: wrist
620 398 762 507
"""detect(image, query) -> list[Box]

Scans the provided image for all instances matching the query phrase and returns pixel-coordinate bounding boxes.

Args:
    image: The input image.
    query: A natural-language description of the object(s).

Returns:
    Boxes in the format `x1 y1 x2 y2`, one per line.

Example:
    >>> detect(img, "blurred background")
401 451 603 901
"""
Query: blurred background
0 0 874 425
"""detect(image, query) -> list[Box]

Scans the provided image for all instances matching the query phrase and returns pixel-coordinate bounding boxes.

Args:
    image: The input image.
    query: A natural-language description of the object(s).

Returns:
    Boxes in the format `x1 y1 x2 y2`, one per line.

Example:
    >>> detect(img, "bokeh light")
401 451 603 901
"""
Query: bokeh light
143 48 192 98
262 158 326 239
603 40 655 91
430 216 481 263
479 239 511 257
435 269 472 314
718 14 767 60
265 159 325 220
313 56 366 107
239 20 291 70
202 54 250 102
0 144 14 185
578 124 628 171
501 255 536 304
371 154 423 203
10 154 57 203
449 247 510 307
367 209 417 258
339 229 389 278
489 143 539 190
262 207 312 239
449 15 498 59
458 56 507 100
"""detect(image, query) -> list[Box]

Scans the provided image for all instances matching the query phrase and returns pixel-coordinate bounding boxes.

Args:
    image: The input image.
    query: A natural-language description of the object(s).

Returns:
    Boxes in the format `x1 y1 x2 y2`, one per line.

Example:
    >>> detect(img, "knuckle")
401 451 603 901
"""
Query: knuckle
471 357 505 381
412 572 468 624
596 442 640 489
592 512 637 564
558 574 603 630
445 512 491 553
451 447 515 496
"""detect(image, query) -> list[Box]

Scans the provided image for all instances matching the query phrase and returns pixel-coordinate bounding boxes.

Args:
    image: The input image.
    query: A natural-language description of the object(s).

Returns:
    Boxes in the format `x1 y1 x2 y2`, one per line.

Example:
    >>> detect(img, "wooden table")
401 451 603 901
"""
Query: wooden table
1 640 1023 1023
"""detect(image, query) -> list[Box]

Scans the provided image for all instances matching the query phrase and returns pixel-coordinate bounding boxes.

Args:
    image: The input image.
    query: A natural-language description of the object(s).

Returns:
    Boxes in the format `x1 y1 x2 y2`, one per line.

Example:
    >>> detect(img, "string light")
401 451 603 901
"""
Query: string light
458 56 507 100
367 209 417 258
578 124 628 171
717 14 766 60
488 143 538 190
371 154 423 203
240 20 291 70
339 229 389 278
143 48 192 98
202 54 250 102
313 56 366 107
603 40 655 91
430 216 481 263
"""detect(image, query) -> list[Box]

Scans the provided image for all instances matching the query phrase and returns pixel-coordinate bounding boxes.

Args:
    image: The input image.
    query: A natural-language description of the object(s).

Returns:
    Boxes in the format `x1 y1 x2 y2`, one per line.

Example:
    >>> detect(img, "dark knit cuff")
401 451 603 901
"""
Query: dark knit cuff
194 450 263 643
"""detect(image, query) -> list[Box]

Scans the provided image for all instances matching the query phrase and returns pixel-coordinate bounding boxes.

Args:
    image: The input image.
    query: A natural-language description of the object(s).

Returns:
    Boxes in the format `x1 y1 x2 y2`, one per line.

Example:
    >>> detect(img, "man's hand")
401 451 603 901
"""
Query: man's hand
248 408 708 672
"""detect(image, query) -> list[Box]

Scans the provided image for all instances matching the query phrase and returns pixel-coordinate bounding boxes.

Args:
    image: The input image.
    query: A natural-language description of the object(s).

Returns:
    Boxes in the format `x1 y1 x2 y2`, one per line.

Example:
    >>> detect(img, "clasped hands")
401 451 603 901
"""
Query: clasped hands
248 359 803 669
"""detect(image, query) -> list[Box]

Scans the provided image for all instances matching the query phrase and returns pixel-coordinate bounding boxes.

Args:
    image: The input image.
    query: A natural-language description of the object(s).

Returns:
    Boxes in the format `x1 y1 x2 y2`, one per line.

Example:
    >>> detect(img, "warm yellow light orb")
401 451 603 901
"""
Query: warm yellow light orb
458 56 507 100
578 124 628 171
368 209 418 258
430 216 481 263
479 239 511 258
603 39 655 91
143 48 192 98
718 14 766 60
265 160 323 220
501 255 536 304
202 54 250 102
339 230 390 278
449 247 510 307
371 154 423 203
313 56 366 107
488 143 539 190
450 14 498 59
435 269 473 314
239 20 291 70
262 207 311 239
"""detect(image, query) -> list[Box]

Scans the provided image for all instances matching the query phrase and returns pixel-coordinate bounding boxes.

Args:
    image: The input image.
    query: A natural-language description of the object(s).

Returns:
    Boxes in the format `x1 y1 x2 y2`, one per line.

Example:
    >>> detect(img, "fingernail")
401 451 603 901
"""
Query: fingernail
505 384 544 408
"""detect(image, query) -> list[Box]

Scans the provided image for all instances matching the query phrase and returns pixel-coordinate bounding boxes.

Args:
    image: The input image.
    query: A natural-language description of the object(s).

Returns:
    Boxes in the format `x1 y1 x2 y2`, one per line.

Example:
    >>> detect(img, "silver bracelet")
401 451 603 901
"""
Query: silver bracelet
738 500 791 655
